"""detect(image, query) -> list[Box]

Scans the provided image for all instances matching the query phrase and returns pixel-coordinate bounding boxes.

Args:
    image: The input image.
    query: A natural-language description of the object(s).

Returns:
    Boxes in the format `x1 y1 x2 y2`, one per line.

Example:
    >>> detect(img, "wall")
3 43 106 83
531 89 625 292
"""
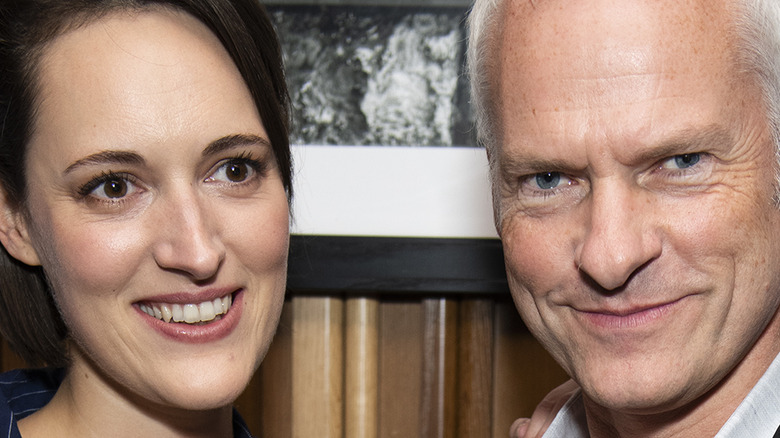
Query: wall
233 293 568 437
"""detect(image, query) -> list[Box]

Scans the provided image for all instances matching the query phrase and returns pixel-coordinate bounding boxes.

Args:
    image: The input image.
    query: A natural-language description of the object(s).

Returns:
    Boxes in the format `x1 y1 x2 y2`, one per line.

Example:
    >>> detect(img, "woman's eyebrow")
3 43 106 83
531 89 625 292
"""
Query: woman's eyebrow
64 150 145 174
201 133 272 157
62 134 271 175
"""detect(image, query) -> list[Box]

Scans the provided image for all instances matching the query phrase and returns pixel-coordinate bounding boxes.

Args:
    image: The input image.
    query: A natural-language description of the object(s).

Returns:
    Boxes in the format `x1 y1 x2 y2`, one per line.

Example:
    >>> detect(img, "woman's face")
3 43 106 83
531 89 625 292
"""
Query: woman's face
14 8 288 410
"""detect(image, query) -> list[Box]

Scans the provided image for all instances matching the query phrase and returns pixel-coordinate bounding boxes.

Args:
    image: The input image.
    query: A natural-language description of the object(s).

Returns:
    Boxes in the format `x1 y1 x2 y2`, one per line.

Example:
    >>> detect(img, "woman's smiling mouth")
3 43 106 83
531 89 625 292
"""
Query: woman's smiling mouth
138 294 233 324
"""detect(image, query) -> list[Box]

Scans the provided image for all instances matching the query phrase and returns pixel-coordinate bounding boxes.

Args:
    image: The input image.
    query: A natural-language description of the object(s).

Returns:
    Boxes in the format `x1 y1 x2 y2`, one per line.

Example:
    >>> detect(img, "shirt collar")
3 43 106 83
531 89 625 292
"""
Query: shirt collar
715 351 780 437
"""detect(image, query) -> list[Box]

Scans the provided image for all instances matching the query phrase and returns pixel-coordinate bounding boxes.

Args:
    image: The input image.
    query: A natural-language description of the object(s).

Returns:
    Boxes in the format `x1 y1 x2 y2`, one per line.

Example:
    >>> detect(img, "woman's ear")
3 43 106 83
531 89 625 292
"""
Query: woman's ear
0 191 41 267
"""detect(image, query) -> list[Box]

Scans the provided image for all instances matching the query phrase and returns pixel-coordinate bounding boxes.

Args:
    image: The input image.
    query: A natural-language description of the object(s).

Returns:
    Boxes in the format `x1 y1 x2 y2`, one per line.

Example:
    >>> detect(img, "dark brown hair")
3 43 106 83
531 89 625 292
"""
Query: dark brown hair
0 0 291 367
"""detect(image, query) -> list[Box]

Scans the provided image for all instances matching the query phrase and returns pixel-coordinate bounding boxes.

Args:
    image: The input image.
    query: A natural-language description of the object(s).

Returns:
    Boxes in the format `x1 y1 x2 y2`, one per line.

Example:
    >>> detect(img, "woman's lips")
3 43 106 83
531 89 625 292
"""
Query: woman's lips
139 294 232 324
135 289 244 343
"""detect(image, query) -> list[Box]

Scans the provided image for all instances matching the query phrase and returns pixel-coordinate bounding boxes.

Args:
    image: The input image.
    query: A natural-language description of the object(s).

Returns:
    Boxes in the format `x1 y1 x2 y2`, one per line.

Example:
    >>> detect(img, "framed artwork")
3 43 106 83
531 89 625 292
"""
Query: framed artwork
266 0 507 294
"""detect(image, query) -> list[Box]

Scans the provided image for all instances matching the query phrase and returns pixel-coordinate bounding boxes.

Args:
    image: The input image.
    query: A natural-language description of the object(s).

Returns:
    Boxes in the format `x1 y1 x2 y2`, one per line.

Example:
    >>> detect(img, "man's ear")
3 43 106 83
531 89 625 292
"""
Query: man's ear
0 191 41 267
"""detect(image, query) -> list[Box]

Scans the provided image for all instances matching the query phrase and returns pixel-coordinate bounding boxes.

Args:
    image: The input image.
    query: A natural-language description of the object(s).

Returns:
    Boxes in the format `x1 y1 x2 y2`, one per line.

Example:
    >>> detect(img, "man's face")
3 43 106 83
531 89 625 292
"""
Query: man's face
496 0 780 415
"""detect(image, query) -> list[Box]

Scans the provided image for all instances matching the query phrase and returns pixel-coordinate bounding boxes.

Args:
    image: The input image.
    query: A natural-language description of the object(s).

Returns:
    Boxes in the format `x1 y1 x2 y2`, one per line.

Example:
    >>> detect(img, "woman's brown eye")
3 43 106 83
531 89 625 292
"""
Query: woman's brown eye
103 179 128 198
226 162 248 182
208 158 259 185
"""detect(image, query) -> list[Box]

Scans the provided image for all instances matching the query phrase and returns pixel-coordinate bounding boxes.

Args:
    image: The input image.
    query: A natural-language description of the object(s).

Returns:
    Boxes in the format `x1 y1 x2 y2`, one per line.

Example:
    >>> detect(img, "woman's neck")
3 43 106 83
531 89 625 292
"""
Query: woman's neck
17 360 235 438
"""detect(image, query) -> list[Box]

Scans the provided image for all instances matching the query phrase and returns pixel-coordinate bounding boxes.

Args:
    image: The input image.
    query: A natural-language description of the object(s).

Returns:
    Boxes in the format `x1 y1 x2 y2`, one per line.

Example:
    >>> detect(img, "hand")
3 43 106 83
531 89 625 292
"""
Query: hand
510 379 579 438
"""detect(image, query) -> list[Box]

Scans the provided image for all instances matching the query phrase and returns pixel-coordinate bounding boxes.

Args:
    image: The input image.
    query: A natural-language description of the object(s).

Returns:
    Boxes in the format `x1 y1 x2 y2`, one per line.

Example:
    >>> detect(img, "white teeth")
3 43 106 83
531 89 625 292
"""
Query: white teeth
140 304 154 317
200 301 216 322
183 304 199 323
172 304 184 322
141 294 233 325
160 304 172 323
222 295 232 313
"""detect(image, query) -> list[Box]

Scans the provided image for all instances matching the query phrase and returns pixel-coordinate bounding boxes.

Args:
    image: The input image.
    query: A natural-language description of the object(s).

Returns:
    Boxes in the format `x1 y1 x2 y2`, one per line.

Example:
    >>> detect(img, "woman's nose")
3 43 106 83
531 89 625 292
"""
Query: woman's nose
151 191 225 281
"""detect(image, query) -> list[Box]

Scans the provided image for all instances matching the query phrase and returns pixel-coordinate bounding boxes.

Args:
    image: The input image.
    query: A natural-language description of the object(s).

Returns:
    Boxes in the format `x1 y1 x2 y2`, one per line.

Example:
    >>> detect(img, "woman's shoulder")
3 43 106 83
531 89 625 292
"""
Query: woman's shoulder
0 368 64 384
0 368 62 418
0 368 62 438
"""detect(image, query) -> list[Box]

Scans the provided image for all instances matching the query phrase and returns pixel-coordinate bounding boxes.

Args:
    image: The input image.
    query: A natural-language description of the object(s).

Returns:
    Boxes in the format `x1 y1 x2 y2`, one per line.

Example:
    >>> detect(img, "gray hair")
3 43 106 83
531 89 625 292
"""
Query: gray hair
466 0 504 170
467 0 780 204
466 0 505 223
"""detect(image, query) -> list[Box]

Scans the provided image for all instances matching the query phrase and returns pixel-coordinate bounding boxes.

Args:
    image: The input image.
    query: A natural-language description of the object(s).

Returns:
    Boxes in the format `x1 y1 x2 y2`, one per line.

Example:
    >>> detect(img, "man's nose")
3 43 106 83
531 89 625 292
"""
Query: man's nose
151 191 225 281
574 181 661 291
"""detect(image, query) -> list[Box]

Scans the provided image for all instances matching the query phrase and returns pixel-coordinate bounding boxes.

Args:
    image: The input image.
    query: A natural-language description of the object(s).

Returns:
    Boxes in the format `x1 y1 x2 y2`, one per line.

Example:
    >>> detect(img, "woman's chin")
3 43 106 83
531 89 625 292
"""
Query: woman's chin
148 374 250 412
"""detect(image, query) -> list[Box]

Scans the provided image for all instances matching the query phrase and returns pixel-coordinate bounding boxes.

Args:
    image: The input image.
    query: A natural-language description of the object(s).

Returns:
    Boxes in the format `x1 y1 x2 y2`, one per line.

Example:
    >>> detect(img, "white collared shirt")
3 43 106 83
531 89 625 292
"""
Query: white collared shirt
542 352 780 437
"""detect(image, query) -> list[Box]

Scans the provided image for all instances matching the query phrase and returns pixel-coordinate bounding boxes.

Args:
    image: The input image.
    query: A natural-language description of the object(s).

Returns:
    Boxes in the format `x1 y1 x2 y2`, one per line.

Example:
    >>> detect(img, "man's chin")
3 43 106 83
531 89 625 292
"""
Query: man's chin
573 360 705 416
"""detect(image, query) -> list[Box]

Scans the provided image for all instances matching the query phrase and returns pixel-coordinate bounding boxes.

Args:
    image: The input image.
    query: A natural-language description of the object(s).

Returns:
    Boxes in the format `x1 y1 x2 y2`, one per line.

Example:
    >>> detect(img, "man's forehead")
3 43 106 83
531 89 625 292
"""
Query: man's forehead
497 0 743 123
499 0 735 78
503 0 729 26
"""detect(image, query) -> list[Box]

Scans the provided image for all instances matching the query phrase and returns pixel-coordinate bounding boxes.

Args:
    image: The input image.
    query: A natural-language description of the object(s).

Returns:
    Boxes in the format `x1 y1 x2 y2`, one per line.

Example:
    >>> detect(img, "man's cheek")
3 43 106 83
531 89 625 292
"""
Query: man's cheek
504 237 561 292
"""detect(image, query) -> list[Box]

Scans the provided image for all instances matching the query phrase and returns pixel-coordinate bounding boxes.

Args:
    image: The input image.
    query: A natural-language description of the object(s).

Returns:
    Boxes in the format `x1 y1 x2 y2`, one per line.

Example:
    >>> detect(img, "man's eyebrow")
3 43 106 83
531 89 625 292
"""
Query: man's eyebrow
634 126 734 164
202 134 272 157
500 155 578 175
64 150 145 174
499 126 735 174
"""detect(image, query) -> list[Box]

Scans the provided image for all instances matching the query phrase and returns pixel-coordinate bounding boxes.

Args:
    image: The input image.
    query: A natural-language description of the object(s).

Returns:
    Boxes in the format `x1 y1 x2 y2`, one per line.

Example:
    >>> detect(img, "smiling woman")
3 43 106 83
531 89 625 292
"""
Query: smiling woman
0 1 290 437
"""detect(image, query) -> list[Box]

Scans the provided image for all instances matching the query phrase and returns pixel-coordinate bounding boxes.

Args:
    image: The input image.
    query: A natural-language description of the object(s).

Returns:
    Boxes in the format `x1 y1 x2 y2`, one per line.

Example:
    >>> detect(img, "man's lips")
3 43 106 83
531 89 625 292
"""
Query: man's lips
579 299 683 316
573 296 688 329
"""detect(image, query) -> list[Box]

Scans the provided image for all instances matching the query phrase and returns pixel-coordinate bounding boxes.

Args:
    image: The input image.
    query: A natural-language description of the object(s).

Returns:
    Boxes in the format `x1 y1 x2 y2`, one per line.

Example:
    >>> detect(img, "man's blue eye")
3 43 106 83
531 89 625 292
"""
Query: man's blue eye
674 153 700 169
535 172 561 189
